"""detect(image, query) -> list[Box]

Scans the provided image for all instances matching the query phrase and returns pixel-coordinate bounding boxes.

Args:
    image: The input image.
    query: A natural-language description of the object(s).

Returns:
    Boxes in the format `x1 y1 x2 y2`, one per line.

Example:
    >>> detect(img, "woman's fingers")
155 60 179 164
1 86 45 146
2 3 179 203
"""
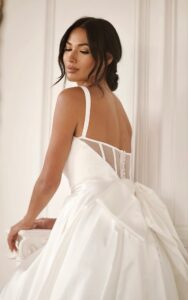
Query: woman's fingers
7 226 19 252
7 220 34 252
32 218 47 229
32 218 56 229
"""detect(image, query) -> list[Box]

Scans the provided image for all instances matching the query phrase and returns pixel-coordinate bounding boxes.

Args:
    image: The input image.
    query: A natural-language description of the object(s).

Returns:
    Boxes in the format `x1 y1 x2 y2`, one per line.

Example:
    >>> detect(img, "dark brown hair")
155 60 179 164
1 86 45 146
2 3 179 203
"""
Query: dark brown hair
54 17 122 91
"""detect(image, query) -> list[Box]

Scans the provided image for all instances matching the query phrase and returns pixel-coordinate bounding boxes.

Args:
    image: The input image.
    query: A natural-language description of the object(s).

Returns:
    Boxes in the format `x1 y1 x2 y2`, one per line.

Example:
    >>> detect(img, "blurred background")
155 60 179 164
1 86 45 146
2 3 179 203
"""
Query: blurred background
0 0 188 287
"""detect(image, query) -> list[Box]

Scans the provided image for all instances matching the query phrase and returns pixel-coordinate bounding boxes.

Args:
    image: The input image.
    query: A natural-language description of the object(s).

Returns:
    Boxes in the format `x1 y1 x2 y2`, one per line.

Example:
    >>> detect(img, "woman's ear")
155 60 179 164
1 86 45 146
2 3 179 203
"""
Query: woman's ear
106 52 113 65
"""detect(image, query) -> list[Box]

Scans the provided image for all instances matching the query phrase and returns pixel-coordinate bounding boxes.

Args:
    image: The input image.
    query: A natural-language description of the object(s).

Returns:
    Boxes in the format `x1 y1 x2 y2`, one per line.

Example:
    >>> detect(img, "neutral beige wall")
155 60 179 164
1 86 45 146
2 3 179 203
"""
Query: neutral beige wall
134 0 188 249
0 0 48 287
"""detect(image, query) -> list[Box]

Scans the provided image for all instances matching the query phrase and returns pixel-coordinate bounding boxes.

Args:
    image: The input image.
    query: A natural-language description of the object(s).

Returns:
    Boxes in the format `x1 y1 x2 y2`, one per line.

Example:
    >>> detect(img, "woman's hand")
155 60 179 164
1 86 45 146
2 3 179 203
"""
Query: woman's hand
7 217 57 252
7 217 35 252
32 218 56 230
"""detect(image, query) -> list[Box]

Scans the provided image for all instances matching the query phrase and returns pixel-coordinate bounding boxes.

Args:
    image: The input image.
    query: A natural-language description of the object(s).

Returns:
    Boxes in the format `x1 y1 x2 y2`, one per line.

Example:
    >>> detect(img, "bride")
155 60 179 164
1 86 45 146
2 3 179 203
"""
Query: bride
1 17 188 300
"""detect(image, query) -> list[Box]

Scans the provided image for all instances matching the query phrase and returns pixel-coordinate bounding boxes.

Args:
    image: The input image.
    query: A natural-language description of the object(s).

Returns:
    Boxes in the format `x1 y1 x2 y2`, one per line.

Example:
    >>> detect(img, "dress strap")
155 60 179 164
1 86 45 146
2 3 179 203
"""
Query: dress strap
80 86 91 137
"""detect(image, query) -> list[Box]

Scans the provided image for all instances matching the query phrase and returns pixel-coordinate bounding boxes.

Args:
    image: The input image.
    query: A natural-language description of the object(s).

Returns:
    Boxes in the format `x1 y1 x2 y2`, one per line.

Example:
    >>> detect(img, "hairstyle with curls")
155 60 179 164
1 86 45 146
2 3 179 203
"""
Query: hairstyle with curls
54 17 122 91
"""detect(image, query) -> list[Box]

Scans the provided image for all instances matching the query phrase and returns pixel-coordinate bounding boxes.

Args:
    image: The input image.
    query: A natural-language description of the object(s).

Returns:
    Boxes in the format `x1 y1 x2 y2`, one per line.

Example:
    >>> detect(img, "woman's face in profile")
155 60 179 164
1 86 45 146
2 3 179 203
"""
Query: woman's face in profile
63 27 96 85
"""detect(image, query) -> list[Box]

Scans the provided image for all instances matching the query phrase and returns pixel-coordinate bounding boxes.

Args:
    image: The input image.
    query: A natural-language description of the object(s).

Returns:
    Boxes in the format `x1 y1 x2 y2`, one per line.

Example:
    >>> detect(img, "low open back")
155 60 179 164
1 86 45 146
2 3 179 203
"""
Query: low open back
75 86 132 179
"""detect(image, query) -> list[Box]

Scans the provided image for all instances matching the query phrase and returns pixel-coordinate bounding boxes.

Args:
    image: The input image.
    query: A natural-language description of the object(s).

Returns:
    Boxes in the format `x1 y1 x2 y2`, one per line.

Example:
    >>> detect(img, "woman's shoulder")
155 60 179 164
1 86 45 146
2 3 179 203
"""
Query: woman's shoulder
58 86 84 100
57 87 85 111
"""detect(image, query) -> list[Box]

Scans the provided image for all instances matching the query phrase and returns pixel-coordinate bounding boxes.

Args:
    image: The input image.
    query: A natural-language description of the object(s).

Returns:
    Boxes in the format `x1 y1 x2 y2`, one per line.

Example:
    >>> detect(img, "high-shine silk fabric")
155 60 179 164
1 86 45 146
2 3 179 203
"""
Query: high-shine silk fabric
1 137 188 299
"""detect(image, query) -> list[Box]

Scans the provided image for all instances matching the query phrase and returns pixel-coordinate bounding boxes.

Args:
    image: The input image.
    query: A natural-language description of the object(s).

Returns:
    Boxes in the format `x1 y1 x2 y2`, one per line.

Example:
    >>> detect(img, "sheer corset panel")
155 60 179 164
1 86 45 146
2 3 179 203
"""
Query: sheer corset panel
76 86 132 179
78 137 131 179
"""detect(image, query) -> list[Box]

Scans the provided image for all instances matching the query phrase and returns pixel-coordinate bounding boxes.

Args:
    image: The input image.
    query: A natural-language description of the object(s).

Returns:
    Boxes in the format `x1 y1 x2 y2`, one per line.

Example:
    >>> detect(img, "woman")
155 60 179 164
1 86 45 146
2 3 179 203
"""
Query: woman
1 17 188 300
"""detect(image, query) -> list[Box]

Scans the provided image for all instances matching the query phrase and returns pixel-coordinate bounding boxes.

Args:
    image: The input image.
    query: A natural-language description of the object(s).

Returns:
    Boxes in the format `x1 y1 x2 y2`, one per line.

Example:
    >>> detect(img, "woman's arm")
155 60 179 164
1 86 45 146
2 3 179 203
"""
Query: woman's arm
7 87 82 252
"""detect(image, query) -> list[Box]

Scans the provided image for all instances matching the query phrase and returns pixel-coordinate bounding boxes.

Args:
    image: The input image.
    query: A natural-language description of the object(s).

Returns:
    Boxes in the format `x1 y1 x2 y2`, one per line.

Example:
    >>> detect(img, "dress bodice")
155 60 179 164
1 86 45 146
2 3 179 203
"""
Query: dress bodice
63 86 132 190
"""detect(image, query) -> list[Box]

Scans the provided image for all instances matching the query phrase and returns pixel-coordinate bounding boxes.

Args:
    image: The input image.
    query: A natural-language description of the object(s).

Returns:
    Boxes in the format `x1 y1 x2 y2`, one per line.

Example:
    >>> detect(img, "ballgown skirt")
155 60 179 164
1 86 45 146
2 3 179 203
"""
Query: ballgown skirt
0 178 188 300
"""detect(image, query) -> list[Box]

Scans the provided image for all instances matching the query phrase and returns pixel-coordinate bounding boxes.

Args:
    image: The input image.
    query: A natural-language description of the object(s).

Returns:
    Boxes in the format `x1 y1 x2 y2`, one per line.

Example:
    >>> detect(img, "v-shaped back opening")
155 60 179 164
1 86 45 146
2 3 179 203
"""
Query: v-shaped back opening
76 86 131 179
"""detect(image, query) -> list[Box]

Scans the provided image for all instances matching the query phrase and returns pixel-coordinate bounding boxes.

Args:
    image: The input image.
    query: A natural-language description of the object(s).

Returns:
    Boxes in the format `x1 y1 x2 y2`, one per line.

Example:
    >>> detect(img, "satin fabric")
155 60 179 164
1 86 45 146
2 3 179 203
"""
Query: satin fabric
1 137 188 300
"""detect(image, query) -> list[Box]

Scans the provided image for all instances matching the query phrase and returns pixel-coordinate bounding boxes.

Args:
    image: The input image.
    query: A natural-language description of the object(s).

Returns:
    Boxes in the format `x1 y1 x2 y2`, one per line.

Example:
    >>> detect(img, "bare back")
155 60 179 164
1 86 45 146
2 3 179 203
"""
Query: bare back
74 86 132 153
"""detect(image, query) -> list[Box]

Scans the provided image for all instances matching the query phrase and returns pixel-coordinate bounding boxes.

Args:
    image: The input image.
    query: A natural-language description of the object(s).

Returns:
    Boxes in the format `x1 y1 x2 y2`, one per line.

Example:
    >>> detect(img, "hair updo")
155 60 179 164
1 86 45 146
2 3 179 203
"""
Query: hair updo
55 17 122 91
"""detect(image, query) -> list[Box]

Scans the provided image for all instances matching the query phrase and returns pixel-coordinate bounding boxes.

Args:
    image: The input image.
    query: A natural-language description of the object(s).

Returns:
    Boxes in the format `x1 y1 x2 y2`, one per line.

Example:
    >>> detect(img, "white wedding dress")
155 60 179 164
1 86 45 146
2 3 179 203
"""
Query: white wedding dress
1 86 188 300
